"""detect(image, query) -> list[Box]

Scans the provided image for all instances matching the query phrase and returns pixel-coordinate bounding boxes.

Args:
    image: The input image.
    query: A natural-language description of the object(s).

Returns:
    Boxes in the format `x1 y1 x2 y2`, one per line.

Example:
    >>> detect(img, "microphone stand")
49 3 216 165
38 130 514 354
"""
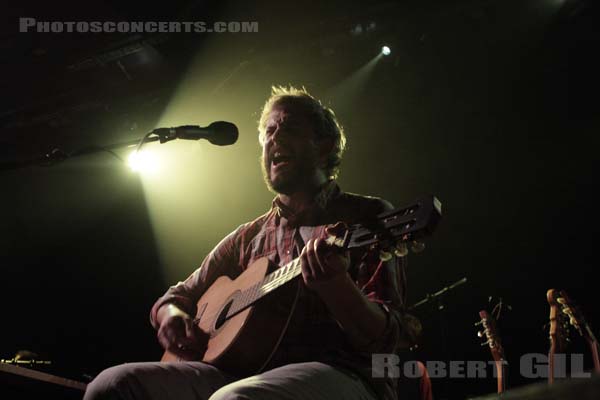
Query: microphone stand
409 277 468 400
0 130 175 172
409 277 468 311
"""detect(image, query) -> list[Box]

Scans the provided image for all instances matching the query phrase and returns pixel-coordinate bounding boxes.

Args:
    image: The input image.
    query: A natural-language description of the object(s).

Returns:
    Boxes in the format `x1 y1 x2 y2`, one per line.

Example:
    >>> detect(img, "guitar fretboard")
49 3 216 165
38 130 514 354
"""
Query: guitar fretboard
226 257 303 319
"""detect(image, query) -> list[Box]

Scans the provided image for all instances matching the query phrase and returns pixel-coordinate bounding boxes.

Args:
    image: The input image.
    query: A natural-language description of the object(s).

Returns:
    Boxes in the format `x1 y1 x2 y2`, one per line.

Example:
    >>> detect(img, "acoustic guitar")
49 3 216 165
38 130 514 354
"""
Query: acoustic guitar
162 195 442 376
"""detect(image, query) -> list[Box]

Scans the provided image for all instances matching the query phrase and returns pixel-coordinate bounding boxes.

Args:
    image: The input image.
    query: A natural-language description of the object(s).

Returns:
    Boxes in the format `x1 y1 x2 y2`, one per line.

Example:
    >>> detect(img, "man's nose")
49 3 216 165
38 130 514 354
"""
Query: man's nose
270 126 290 145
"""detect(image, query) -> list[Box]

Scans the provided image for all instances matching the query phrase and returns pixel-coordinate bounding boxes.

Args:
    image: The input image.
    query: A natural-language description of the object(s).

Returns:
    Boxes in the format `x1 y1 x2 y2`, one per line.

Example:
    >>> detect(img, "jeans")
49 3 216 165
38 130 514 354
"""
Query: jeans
84 361 378 400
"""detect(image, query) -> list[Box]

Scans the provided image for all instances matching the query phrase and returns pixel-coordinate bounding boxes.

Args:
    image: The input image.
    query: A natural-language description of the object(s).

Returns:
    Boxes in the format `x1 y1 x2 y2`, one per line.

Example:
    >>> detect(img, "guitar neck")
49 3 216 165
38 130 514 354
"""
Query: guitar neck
547 289 564 384
0 362 87 391
495 359 507 394
572 300 600 373
477 310 507 394
587 338 600 374
227 257 303 318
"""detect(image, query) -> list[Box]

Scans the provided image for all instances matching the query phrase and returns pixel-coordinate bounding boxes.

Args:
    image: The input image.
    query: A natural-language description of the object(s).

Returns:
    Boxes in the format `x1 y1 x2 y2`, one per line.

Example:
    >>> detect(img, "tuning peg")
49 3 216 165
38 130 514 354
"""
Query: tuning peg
379 250 393 262
410 241 425 253
394 243 409 258
477 330 484 338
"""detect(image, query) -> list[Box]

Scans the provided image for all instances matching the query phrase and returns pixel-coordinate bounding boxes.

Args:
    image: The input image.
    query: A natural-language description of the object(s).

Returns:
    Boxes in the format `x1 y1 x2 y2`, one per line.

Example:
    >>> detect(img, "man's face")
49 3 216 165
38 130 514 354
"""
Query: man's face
261 104 324 194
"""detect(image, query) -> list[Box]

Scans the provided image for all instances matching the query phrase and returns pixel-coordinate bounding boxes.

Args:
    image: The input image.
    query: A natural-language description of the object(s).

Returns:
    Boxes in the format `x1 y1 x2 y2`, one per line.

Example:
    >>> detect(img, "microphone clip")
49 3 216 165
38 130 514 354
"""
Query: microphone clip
152 127 178 144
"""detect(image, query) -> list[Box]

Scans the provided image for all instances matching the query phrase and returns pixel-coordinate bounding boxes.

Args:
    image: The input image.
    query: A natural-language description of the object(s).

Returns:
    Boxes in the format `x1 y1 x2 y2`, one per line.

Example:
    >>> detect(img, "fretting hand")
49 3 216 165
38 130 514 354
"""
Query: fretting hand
300 222 351 293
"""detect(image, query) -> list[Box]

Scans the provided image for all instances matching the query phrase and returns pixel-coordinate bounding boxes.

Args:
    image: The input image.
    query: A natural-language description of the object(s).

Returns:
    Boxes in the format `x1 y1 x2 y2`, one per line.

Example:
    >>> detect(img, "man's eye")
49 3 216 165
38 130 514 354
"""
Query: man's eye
281 123 299 132
265 123 300 137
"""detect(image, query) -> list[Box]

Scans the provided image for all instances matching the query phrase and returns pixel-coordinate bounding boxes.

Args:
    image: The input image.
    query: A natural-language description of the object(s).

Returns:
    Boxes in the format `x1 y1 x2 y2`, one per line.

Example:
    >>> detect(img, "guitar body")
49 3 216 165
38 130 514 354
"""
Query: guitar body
161 257 300 377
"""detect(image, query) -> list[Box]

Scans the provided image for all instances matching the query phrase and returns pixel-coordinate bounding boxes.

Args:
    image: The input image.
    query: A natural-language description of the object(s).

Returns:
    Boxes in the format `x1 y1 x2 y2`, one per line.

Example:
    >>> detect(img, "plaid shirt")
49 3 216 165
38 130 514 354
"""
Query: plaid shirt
150 181 416 400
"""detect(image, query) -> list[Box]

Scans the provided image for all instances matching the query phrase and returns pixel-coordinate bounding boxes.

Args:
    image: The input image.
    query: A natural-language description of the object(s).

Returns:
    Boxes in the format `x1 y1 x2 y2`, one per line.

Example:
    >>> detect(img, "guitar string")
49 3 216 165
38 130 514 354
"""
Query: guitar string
228 264 300 315
190 227 372 324
191 261 302 325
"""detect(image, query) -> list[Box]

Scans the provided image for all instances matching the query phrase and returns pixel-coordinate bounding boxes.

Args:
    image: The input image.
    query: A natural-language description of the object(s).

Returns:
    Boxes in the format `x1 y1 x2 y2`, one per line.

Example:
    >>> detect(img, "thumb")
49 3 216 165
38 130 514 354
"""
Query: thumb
184 317 198 338
325 221 347 236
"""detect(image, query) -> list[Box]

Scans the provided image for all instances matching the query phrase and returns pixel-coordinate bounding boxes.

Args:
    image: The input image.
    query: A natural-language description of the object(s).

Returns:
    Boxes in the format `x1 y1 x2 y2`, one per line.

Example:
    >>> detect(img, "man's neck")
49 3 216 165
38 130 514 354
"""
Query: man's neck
277 191 317 215
277 181 329 215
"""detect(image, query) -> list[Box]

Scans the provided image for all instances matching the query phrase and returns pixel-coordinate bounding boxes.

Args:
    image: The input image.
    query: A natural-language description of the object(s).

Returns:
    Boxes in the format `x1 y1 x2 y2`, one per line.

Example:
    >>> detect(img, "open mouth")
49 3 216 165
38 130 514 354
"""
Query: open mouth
271 151 294 168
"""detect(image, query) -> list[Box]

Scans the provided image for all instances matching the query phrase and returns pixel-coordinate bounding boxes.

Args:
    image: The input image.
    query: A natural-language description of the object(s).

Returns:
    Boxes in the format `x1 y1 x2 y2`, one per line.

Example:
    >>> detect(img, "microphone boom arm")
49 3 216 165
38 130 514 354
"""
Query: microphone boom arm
0 121 238 172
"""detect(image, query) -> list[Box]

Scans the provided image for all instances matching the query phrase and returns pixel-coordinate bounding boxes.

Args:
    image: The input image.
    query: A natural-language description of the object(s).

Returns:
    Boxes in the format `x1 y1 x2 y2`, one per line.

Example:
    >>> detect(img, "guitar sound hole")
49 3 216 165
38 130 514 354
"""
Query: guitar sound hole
215 299 234 330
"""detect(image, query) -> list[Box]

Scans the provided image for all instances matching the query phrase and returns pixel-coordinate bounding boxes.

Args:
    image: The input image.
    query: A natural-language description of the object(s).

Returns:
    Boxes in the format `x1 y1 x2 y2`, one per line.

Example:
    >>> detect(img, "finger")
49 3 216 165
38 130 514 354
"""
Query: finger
158 326 189 359
184 319 209 350
311 238 328 276
184 317 197 339
158 322 178 349
305 239 322 279
167 331 202 359
320 238 351 276
167 342 196 360
325 221 347 236
159 317 198 357
177 337 201 354
300 242 314 283
157 331 170 351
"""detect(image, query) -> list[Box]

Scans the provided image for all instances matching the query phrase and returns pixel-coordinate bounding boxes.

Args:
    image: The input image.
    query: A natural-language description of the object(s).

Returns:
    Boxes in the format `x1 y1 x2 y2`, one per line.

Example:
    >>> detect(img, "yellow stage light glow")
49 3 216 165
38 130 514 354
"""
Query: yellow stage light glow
128 150 159 173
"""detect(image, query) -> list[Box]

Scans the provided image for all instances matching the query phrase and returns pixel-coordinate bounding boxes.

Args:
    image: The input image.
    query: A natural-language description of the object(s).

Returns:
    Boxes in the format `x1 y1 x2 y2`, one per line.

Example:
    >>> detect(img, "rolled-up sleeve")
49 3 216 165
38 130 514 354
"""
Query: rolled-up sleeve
354 253 421 354
149 225 244 329
350 196 423 354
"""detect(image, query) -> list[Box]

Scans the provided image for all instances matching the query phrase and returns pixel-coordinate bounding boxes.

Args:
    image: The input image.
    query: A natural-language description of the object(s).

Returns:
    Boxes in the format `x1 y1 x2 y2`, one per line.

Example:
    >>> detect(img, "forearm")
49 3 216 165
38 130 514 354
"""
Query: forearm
150 224 242 329
316 273 388 350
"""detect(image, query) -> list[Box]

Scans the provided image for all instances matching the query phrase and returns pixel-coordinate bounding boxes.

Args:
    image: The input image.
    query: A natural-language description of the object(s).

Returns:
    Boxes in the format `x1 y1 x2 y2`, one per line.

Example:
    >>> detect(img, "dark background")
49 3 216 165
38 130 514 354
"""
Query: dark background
1 0 599 399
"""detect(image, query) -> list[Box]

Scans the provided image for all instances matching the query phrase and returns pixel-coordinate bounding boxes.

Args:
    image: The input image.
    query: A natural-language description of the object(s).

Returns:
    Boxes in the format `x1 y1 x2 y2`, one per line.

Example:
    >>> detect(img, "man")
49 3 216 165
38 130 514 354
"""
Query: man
84 86 421 400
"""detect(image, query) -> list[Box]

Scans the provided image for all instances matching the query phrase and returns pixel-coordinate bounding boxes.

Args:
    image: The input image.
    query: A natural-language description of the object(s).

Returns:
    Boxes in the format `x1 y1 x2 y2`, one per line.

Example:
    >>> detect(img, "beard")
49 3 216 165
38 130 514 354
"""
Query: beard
260 152 318 195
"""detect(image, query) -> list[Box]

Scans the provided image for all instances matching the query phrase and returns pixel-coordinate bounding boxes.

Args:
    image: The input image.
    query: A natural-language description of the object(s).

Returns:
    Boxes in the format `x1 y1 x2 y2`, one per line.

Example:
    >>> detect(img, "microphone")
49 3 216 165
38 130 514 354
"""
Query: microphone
152 121 238 146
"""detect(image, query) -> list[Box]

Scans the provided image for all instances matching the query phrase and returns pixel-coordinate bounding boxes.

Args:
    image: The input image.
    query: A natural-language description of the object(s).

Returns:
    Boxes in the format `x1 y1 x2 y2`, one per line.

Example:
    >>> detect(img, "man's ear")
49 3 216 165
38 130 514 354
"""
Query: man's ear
317 137 334 165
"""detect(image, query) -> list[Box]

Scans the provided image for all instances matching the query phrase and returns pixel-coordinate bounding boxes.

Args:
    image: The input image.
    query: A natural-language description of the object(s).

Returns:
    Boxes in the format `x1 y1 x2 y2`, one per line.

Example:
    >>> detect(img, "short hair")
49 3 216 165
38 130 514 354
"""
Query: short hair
258 85 347 179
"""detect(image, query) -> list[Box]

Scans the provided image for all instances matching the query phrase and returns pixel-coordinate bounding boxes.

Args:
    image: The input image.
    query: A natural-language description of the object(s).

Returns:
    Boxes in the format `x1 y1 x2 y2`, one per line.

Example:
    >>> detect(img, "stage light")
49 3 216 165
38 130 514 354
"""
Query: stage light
381 46 391 56
128 150 158 173
350 24 363 36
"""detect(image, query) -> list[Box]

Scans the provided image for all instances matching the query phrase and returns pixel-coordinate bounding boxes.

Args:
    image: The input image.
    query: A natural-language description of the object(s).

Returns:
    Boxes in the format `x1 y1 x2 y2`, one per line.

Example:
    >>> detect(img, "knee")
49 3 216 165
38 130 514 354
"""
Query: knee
84 364 140 400
208 378 264 400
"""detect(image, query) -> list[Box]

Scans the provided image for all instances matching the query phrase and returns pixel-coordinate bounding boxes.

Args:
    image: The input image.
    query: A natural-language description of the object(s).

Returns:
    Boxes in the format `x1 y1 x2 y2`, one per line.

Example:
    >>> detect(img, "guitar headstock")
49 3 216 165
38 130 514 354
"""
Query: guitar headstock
476 310 506 363
547 289 572 352
547 289 597 345
328 195 442 260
